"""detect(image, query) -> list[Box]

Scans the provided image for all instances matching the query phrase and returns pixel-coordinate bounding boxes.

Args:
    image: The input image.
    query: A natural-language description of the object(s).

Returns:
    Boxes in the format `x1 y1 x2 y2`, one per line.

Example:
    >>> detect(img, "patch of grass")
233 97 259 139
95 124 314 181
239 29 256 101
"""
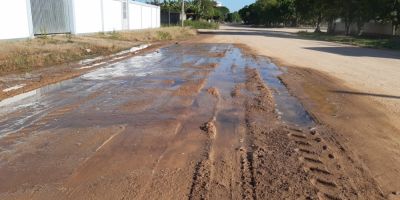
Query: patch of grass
0 27 197 75
95 27 196 42
108 31 122 40
156 31 172 40
184 20 219 29
298 31 400 50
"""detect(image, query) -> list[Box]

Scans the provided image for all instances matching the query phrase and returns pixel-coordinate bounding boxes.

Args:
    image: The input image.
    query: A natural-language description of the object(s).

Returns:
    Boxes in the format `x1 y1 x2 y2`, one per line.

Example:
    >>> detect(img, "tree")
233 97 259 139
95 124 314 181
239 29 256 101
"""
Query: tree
380 0 400 35
237 0 392 36
214 6 230 22
227 12 242 23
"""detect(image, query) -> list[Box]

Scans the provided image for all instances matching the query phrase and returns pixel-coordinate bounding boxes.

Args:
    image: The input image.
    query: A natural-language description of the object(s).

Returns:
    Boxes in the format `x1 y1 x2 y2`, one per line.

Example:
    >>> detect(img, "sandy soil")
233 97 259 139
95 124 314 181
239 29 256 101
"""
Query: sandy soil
200 25 400 197
0 42 387 200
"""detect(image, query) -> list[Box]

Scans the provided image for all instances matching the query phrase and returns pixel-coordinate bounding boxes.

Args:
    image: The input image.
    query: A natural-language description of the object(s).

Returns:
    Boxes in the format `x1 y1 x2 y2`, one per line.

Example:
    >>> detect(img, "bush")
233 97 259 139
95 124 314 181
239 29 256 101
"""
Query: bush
184 20 219 29
156 31 172 40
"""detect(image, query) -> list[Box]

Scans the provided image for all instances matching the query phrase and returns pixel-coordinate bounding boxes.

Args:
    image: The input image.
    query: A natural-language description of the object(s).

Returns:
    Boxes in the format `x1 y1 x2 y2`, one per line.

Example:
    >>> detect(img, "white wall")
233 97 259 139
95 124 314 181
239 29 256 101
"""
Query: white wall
103 0 122 32
0 0 31 39
129 3 142 29
334 22 393 35
142 6 152 29
0 0 160 40
156 7 160 28
129 2 160 30
72 0 103 34
151 7 157 28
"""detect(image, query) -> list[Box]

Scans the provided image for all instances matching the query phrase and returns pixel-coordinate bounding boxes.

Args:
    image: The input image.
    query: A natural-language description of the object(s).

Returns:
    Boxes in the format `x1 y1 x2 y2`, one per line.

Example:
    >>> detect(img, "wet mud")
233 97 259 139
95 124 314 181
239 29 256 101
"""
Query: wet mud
0 43 385 199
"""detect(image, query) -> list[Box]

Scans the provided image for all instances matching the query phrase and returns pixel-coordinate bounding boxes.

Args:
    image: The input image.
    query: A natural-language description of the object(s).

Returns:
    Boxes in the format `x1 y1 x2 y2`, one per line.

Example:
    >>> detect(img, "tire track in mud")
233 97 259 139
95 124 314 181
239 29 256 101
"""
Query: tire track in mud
241 65 384 199
288 126 385 199
188 87 220 200
238 67 316 200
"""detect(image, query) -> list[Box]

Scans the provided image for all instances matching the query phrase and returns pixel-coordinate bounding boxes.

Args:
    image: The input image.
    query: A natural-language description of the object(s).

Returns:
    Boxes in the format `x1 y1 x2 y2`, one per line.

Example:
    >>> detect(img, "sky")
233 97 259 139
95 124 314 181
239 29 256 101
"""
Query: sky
218 0 255 12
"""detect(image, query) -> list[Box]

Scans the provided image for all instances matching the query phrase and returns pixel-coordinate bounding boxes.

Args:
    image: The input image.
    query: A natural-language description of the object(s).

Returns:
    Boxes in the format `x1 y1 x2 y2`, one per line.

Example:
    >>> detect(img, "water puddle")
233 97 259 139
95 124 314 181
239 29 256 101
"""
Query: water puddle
257 61 315 127
0 43 314 138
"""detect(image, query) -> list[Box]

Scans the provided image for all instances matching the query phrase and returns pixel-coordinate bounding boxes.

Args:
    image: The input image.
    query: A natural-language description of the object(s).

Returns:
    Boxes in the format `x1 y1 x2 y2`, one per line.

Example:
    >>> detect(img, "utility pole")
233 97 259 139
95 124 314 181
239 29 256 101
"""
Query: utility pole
181 0 185 27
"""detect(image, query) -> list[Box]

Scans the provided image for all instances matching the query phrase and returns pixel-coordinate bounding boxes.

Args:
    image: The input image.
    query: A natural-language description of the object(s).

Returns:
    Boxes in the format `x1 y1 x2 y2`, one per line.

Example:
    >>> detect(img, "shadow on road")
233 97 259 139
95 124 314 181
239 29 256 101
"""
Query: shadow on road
199 28 400 60
304 47 400 59
331 90 400 100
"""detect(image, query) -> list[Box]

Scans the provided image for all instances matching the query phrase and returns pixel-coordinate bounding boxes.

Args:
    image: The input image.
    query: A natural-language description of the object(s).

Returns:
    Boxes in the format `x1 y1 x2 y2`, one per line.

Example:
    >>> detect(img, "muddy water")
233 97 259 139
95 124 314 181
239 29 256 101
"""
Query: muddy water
0 44 313 138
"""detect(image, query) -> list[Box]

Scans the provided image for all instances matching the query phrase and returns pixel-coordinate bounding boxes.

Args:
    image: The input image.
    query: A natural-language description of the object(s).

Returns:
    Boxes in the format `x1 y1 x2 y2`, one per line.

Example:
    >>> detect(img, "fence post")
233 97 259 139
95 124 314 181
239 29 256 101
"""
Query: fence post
25 0 34 38
181 0 184 27
100 0 104 32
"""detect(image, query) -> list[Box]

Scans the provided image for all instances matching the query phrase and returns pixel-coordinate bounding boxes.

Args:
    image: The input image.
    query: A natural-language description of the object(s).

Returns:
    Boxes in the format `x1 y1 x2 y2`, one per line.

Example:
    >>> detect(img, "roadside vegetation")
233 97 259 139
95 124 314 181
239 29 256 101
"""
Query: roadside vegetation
238 0 399 36
298 31 400 50
236 0 399 50
155 0 240 28
184 20 219 29
0 27 196 75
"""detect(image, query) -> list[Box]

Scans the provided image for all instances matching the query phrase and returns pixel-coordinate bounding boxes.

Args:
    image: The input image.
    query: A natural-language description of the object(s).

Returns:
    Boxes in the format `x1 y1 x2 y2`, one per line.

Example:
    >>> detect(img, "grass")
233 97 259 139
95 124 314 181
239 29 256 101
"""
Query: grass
298 31 400 50
95 27 195 41
0 27 196 75
184 20 219 29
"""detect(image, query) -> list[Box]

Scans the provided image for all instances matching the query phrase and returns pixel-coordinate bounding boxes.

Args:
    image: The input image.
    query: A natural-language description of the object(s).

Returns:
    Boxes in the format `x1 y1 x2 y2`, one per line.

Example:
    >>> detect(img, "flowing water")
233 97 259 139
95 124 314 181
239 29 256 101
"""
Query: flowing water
0 44 314 137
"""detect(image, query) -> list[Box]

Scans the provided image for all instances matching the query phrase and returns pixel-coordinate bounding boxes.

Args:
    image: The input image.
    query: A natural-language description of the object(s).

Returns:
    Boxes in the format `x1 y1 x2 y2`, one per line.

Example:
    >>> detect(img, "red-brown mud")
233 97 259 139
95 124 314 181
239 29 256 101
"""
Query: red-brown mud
0 43 386 200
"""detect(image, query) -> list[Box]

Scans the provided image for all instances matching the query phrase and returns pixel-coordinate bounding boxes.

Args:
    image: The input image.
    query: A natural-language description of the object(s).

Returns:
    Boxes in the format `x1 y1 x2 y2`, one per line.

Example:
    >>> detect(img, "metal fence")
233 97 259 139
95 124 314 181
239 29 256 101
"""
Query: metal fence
30 0 72 35
161 11 180 26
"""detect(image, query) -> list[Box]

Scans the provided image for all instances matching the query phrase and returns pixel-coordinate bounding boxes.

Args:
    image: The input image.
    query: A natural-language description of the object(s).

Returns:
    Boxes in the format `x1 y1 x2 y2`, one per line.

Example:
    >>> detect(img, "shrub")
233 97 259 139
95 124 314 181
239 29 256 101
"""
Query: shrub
184 20 219 29
157 31 172 40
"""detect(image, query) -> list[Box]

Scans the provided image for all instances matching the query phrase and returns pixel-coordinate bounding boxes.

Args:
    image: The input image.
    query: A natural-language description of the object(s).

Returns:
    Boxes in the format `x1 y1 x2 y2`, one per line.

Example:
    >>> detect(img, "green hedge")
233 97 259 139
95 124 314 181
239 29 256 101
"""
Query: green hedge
184 20 219 29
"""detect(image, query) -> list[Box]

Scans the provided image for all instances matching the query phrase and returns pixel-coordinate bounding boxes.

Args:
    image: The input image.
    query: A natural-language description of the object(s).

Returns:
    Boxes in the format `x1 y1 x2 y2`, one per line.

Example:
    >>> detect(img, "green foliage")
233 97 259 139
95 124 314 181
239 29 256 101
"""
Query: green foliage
298 31 400 50
238 0 400 36
184 20 219 29
156 31 173 40
160 0 230 22
214 6 230 22
227 12 242 23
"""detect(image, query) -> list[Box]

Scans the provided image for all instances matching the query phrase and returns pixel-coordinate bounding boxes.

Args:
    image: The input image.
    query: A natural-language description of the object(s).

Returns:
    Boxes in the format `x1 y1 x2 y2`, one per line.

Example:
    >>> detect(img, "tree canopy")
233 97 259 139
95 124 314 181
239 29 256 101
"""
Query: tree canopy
238 0 400 35
157 0 230 22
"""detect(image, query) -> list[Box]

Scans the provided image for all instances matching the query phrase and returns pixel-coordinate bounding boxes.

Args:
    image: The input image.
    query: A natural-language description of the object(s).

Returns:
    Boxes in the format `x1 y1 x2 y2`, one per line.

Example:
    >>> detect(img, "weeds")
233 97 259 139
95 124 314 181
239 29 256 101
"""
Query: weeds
157 31 172 40
109 30 122 40
0 27 197 75
184 20 219 29
65 33 73 43
298 31 400 50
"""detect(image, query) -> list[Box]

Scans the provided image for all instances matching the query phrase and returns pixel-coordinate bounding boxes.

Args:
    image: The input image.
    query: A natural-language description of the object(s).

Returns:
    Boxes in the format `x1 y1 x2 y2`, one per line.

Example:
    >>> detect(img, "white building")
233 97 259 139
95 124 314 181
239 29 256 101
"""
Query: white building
0 0 160 40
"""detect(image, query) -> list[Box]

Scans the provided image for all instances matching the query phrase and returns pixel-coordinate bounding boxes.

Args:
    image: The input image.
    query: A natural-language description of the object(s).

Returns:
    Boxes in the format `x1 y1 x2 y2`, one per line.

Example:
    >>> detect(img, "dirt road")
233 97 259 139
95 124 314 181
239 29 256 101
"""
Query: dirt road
201 26 400 197
0 29 398 199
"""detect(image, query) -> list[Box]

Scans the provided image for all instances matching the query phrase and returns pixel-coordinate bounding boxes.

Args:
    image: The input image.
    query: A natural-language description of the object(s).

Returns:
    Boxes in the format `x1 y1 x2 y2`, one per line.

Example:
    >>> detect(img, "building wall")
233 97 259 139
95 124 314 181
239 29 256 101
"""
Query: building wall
334 22 393 36
0 0 32 39
72 0 103 34
129 3 142 29
103 0 123 32
0 0 160 40
142 6 152 29
151 7 157 28
128 1 160 30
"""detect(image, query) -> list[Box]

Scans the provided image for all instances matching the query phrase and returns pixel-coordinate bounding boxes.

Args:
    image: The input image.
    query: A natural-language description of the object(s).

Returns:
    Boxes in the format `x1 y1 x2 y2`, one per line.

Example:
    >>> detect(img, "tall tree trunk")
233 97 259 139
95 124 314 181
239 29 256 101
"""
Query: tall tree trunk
314 13 322 33
356 20 364 36
345 18 351 36
327 19 335 34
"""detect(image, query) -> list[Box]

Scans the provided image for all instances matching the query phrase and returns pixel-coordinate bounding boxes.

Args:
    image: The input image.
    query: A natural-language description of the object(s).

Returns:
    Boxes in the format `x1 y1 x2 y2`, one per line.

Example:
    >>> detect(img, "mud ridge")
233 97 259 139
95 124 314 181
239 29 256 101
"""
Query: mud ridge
189 87 221 200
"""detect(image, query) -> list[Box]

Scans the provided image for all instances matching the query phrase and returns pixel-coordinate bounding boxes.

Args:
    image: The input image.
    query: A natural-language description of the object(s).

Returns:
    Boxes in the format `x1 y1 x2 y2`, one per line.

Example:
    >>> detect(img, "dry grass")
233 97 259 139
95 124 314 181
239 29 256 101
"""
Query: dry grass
95 27 196 42
0 27 196 75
